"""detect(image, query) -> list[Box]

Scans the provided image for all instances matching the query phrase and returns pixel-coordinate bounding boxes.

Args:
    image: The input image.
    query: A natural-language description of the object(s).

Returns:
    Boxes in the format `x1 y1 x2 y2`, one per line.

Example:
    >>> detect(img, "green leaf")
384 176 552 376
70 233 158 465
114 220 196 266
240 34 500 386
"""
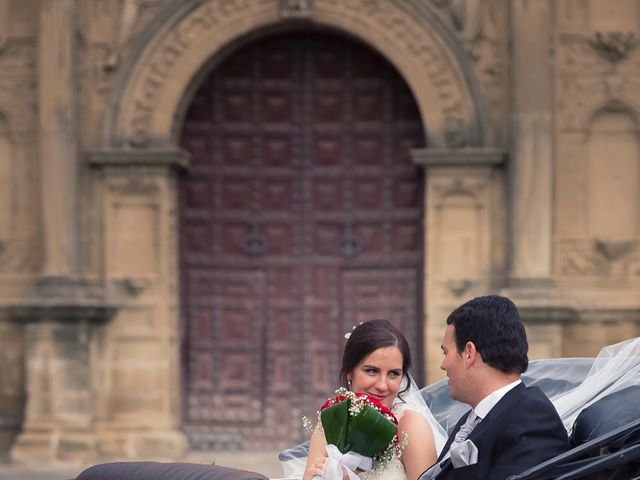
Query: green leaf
320 400 350 452
347 405 397 458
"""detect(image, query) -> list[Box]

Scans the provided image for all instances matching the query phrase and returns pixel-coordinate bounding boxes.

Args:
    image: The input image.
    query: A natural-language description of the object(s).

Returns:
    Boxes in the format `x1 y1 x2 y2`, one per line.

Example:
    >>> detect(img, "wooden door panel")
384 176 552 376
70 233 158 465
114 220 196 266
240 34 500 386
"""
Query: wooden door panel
341 269 421 361
180 31 424 449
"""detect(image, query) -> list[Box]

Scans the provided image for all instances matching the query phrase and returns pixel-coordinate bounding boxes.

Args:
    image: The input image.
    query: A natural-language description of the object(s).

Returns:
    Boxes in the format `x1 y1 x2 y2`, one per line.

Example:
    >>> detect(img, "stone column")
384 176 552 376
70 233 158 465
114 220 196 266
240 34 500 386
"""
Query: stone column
38 0 78 276
508 0 554 286
505 1 569 351
9 1 114 464
413 149 506 381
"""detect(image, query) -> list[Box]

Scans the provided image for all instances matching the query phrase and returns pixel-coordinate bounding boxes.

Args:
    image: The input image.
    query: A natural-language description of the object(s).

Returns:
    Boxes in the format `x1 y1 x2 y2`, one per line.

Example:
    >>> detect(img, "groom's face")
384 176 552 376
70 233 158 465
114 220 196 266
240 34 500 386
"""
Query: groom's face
441 324 466 402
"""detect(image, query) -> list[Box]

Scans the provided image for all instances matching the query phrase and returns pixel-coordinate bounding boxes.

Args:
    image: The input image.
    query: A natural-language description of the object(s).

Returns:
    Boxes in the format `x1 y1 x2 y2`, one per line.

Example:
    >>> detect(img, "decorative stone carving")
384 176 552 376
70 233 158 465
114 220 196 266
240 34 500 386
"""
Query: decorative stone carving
556 30 640 132
135 0 170 28
594 239 638 262
446 278 475 297
558 239 640 278
430 0 483 44
107 176 160 197
427 0 507 144
117 277 151 297
0 38 37 74
431 175 487 201
588 31 638 64
279 0 314 18
111 0 482 149
78 1 168 103
556 73 640 132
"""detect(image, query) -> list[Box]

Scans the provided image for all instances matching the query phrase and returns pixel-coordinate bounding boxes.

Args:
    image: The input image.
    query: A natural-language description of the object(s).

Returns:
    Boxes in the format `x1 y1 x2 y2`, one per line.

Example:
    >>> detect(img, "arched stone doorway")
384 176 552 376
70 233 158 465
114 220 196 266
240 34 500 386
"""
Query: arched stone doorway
85 0 491 459
179 30 426 449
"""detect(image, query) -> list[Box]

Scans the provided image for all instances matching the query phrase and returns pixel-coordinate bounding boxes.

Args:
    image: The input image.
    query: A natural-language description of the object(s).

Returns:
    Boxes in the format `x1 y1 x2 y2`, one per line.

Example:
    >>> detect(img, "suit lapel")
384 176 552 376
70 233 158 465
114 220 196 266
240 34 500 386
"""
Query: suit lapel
467 382 526 442
435 383 527 476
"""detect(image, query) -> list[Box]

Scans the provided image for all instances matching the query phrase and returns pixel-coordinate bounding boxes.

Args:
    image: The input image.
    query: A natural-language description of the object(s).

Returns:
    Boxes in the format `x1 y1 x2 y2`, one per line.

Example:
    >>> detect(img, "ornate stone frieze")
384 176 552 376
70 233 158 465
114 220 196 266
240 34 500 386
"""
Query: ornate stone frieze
279 0 314 18
557 239 640 278
106 176 161 197
556 31 640 131
112 0 481 149
558 33 640 73
9 275 116 321
556 30 640 116
431 175 487 202
555 63 640 131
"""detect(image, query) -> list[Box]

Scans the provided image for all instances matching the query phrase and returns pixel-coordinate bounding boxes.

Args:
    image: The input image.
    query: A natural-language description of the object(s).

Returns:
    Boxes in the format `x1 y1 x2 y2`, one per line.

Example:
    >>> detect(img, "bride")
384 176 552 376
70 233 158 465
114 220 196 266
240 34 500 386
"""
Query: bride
295 319 448 480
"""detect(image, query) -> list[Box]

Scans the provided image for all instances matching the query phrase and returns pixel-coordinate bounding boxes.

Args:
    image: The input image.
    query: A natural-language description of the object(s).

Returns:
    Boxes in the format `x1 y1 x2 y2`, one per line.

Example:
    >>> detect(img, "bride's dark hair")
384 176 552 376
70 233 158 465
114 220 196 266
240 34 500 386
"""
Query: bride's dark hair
339 319 412 397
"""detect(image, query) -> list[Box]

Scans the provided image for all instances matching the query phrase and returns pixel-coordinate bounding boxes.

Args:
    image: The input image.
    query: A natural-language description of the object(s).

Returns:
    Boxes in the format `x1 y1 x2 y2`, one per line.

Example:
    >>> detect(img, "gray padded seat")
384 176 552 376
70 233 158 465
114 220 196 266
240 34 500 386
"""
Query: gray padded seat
76 461 269 480
570 386 640 448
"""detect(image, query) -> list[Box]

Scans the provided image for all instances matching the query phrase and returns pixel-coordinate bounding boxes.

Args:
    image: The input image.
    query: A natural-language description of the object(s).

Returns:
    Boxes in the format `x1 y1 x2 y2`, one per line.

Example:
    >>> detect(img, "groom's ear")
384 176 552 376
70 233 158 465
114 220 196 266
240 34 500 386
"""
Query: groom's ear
463 341 479 366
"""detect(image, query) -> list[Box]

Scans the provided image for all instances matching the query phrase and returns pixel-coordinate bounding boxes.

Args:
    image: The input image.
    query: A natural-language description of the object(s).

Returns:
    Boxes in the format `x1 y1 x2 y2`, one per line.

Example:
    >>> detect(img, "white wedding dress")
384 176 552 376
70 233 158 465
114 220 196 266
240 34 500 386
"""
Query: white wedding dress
280 377 448 480
357 403 425 480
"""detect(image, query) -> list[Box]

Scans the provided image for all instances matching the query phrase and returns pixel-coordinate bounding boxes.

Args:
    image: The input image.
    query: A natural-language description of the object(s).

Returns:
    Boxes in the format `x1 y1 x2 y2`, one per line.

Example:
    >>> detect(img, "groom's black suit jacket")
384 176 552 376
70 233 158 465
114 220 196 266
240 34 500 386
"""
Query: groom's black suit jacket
428 383 569 480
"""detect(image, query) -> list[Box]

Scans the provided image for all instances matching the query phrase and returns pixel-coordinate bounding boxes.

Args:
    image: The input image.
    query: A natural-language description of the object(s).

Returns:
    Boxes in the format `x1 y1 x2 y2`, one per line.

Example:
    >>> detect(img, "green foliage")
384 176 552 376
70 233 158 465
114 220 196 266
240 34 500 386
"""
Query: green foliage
320 399 397 458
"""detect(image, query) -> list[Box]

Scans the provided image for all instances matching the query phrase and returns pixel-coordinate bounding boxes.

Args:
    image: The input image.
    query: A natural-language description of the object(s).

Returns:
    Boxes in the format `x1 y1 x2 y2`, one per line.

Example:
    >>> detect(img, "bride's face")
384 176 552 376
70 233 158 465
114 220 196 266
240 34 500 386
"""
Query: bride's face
348 346 404 409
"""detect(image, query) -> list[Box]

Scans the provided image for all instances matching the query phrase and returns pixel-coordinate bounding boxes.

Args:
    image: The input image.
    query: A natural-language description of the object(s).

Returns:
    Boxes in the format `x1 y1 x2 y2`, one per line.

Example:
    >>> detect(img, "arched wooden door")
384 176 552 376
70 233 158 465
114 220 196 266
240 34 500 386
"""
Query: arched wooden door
179 30 425 450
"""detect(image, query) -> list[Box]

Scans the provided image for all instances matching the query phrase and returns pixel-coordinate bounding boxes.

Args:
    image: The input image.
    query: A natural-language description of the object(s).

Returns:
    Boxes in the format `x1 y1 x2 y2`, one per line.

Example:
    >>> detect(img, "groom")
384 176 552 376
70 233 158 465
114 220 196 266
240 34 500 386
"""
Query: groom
420 295 569 480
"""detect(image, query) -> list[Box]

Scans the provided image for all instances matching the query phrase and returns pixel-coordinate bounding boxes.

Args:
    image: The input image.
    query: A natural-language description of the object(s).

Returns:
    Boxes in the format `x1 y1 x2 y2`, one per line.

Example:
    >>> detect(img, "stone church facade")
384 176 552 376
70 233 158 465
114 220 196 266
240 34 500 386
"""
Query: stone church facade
0 0 638 464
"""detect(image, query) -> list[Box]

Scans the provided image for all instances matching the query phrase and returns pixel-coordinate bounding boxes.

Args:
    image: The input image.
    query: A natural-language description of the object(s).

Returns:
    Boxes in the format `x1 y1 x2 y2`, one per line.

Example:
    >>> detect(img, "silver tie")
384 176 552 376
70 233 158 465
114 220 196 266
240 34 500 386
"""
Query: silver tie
420 412 481 480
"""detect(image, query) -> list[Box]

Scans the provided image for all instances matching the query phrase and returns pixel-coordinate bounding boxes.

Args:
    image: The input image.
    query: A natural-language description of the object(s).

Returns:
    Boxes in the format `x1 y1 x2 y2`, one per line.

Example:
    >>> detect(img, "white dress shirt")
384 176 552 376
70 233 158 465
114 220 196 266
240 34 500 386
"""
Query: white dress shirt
473 378 522 421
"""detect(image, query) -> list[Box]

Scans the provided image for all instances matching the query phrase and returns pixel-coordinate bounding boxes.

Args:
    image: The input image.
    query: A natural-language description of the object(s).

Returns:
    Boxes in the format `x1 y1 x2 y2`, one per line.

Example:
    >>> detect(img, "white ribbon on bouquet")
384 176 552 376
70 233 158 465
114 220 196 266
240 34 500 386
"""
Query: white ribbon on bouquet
312 444 373 480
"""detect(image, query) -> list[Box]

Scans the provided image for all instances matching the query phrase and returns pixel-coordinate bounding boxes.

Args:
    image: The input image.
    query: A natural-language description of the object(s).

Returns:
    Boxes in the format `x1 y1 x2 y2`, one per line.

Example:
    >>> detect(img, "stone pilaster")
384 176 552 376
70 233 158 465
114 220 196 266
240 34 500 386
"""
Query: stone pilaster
8 2 115 464
413 148 506 381
508 0 554 288
88 149 188 460
503 1 569 350
38 0 78 276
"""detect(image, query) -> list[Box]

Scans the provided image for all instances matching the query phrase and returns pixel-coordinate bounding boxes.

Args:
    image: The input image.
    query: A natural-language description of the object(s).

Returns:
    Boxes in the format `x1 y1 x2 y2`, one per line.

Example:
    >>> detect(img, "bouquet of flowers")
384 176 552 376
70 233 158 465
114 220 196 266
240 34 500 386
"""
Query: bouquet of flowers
308 388 405 479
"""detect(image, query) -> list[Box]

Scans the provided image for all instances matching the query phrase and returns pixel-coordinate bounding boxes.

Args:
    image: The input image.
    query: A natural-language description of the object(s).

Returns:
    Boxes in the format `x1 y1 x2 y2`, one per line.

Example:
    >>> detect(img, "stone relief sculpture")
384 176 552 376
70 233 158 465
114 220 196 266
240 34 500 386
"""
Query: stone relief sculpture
279 0 314 18
429 0 507 145
588 31 639 64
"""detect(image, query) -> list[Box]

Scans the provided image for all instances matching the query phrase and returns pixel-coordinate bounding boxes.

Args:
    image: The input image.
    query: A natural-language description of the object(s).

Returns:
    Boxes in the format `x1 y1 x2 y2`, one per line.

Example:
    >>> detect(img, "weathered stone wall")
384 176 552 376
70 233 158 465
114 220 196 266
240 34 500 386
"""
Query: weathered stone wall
551 0 640 356
0 0 40 460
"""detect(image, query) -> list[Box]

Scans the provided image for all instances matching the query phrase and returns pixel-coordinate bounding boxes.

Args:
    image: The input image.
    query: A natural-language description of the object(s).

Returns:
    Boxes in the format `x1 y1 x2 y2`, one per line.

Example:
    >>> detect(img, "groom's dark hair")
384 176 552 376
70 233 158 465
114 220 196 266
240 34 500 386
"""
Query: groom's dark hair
340 319 412 396
447 295 529 374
